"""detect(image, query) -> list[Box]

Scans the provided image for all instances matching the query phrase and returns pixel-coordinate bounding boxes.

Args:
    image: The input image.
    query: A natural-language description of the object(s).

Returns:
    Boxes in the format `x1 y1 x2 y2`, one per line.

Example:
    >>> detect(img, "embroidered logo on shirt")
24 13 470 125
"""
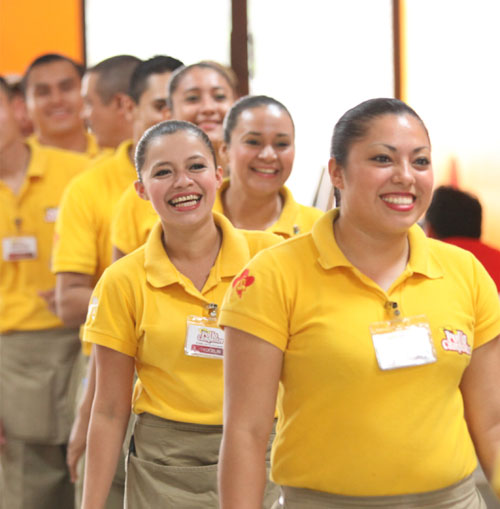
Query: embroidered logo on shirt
45 207 59 223
232 269 255 298
86 296 99 324
441 328 471 355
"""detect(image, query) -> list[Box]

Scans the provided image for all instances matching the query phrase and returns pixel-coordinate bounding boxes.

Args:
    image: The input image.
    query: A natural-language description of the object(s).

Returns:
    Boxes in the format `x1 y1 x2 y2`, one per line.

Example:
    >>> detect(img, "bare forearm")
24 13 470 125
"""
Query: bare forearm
79 351 97 416
472 423 500 479
219 427 269 509
57 285 92 327
82 409 129 509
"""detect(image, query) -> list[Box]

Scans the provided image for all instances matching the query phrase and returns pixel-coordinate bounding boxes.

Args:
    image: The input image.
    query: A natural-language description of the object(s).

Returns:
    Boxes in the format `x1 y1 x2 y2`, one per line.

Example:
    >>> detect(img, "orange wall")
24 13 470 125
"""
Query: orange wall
0 0 84 76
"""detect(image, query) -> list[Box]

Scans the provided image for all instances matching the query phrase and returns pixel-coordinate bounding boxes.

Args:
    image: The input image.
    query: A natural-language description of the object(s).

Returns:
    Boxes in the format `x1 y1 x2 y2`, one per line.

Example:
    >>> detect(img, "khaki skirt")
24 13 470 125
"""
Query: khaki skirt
125 412 279 508
273 475 486 508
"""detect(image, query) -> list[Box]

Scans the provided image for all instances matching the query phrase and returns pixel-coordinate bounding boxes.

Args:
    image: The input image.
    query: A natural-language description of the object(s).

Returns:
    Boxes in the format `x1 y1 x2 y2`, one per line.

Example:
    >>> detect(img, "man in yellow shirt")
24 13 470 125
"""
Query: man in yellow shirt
52 55 183 509
23 53 99 157
81 55 140 150
0 76 88 509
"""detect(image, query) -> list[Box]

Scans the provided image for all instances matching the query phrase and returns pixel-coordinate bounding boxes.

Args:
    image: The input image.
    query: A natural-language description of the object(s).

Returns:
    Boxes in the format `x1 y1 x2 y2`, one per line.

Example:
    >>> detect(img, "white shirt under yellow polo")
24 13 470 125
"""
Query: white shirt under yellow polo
0 140 89 332
52 140 135 284
28 132 101 158
84 213 280 424
219 208 500 496
111 178 323 256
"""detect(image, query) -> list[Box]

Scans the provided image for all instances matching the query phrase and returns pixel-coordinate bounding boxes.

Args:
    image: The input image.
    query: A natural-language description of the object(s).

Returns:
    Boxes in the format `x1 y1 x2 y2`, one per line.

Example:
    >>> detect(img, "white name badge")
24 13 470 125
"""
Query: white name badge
185 316 225 359
370 316 436 370
2 236 38 261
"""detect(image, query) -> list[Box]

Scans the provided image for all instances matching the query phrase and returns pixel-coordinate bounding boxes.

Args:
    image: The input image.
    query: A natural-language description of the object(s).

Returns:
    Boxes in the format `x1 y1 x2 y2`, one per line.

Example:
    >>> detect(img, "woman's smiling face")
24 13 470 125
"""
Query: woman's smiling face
223 104 295 197
330 113 433 237
136 130 222 228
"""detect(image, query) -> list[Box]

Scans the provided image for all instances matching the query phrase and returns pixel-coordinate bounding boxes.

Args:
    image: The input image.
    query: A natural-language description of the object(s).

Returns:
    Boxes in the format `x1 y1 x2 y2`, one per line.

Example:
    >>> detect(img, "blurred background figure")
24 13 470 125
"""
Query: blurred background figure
424 185 500 293
0 74 88 509
81 55 140 150
23 53 99 156
4 77 34 137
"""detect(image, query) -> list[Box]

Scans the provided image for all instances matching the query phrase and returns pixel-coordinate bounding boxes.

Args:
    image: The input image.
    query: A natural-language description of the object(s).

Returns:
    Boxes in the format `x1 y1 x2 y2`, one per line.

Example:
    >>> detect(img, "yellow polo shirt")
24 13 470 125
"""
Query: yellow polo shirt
52 140 135 284
0 140 89 332
84 213 280 424
214 179 323 238
111 178 323 255
28 132 101 158
111 183 159 255
219 209 500 496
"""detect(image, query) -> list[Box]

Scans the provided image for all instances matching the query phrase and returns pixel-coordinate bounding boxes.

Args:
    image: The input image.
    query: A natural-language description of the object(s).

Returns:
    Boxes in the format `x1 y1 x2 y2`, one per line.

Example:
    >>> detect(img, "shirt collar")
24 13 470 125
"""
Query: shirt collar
269 186 300 237
24 137 46 178
144 212 252 289
312 209 443 279
213 179 299 236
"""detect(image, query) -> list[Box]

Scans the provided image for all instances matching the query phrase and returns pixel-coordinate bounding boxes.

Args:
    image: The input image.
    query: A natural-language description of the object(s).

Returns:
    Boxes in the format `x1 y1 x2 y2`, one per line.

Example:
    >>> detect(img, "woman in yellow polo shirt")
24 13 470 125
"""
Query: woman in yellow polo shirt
81 120 280 508
219 98 500 508
111 94 323 257
218 94 323 236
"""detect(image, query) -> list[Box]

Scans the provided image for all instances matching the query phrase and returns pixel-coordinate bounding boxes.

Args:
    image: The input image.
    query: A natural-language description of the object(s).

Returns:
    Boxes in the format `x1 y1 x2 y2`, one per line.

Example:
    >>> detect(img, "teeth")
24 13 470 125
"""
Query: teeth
170 194 200 205
174 200 198 207
253 168 277 174
382 195 413 205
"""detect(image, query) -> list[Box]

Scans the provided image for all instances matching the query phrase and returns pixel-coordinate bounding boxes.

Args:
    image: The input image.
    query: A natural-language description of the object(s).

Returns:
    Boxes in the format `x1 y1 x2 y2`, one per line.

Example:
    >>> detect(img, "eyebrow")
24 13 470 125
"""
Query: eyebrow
151 154 206 168
183 86 227 93
34 77 76 89
375 143 429 152
245 131 291 137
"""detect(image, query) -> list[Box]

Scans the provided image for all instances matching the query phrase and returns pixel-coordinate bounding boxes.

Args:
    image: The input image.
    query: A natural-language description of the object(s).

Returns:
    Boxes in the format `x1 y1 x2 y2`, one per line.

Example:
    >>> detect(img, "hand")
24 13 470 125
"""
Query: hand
67 410 89 482
38 288 56 315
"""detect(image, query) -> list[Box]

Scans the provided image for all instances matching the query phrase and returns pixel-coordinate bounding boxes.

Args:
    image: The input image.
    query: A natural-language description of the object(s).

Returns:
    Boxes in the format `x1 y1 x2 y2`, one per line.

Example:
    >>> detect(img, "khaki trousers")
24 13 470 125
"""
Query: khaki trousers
273 475 486 508
0 327 81 509
125 413 280 508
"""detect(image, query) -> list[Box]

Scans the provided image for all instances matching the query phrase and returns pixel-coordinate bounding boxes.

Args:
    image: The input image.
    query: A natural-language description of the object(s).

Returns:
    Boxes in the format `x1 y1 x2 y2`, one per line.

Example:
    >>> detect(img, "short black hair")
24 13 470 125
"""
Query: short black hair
22 53 84 94
331 98 428 166
129 55 184 104
425 186 482 239
88 55 141 104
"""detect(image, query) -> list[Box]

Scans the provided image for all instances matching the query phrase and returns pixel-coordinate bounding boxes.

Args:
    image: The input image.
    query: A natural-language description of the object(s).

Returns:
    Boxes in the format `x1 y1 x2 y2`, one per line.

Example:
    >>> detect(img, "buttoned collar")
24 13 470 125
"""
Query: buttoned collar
312 209 443 279
144 212 252 291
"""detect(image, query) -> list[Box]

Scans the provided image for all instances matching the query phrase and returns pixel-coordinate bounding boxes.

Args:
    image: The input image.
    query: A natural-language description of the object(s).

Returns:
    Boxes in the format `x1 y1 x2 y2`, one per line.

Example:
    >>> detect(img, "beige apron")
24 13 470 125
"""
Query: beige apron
0 327 80 509
125 413 279 508
0 328 81 443
273 475 486 508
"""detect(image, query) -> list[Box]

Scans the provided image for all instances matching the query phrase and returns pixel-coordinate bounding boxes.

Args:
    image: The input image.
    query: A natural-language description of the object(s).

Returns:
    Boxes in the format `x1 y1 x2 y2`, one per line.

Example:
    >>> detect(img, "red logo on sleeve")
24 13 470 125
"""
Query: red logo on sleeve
232 269 255 298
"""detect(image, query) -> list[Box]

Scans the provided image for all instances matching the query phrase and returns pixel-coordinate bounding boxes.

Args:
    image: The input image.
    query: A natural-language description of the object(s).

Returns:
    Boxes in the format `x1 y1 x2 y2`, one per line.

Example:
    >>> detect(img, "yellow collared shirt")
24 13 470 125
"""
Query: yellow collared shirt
52 139 135 283
28 132 102 158
219 208 500 496
0 140 89 332
84 213 280 424
111 177 324 256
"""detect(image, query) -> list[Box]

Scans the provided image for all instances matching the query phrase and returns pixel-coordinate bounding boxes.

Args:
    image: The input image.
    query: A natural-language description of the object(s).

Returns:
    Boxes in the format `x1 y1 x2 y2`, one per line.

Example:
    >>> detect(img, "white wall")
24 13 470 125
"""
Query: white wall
249 0 394 205
405 0 500 247
85 0 231 66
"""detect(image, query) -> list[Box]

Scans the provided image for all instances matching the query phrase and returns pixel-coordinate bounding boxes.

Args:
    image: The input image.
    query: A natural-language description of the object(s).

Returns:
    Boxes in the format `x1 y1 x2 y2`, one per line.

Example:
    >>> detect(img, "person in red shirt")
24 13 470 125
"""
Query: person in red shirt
424 185 500 292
